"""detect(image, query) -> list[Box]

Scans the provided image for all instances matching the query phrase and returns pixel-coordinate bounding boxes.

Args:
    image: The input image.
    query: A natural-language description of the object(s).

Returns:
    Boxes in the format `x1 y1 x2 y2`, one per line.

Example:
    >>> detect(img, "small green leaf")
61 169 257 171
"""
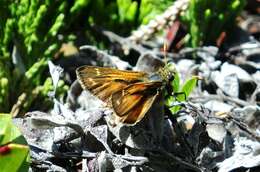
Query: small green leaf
169 105 181 115
180 76 198 100
171 70 180 93
166 76 198 115
125 1 137 21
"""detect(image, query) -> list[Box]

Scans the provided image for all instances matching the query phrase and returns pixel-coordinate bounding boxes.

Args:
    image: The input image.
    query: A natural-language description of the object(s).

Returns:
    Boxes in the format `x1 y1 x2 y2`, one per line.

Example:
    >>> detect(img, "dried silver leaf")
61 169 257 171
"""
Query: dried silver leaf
211 72 239 97
79 45 131 70
223 74 239 98
206 123 227 143
217 137 260 172
53 99 75 120
90 125 108 148
197 147 223 170
75 109 105 128
221 62 252 82
233 106 259 124
48 61 63 95
135 53 164 73
204 100 233 112
110 156 132 170
13 116 55 151
77 90 105 110
84 123 113 154
98 151 107 172
12 45 25 74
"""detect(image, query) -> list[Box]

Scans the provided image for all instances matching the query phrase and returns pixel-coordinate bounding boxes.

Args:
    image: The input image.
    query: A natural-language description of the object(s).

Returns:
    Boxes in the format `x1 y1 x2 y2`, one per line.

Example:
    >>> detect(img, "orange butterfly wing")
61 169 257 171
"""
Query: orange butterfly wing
76 66 149 102
111 82 162 125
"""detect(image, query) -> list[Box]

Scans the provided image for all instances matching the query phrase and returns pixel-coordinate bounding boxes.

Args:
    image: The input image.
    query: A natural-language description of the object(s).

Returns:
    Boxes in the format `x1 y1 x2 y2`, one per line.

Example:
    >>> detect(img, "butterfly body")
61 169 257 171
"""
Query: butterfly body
76 65 174 125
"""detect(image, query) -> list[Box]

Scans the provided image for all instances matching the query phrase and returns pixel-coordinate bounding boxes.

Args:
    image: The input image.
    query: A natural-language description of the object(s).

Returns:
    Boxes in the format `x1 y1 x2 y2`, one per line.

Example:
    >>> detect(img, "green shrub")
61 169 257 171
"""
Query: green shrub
182 0 246 47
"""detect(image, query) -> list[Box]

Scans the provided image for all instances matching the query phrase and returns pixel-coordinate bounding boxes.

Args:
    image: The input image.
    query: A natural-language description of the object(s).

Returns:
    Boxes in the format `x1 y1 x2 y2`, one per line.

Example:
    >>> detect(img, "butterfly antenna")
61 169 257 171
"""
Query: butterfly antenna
163 41 168 66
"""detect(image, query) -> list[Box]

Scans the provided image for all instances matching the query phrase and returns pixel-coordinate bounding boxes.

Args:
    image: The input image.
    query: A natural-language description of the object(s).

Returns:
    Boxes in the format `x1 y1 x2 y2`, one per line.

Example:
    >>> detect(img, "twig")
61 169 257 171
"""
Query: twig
190 94 251 107
151 149 204 172
228 115 260 142
52 151 148 166
166 109 195 159
102 30 183 60
183 103 260 141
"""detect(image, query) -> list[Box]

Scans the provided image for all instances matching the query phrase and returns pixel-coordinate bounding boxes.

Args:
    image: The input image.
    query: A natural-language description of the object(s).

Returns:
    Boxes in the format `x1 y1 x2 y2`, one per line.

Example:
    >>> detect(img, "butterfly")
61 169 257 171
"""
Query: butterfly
76 64 175 125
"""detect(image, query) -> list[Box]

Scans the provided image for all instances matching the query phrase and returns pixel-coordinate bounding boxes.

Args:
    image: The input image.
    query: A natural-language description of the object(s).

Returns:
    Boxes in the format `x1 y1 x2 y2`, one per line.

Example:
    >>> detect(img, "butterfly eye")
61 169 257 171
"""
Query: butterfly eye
169 75 174 82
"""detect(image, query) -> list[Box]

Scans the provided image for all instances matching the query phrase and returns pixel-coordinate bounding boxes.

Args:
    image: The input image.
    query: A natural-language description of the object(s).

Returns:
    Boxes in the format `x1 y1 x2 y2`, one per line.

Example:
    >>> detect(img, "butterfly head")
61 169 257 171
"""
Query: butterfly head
158 63 175 83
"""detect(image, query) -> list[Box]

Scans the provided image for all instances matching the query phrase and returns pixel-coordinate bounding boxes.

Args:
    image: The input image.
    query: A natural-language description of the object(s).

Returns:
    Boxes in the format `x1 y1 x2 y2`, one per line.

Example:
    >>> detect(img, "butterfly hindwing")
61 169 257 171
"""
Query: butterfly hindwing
111 82 162 125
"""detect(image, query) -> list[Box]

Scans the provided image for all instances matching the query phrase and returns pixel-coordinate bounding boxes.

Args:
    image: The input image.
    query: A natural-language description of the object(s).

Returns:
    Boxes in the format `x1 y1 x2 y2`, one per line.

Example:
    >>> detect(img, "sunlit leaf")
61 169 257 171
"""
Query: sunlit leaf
180 76 198 100
0 114 30 172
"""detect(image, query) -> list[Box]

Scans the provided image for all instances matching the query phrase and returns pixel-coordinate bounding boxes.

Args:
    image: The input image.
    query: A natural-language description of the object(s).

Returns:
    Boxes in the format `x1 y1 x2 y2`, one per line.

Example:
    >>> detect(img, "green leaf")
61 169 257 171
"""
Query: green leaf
166 76 198 115
0 144 29 172
70 0 90 14
182 0 246 47
171 70 180 93
0 114 13 145
169 104 181 115
0 114 30 172
125 1 137 21
180 76 198 101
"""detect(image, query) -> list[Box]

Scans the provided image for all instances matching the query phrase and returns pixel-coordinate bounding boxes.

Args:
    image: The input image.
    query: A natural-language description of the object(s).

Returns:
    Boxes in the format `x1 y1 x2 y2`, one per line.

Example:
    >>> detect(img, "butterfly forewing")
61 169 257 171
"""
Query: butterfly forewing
111 82 162 124
76 66 149 102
